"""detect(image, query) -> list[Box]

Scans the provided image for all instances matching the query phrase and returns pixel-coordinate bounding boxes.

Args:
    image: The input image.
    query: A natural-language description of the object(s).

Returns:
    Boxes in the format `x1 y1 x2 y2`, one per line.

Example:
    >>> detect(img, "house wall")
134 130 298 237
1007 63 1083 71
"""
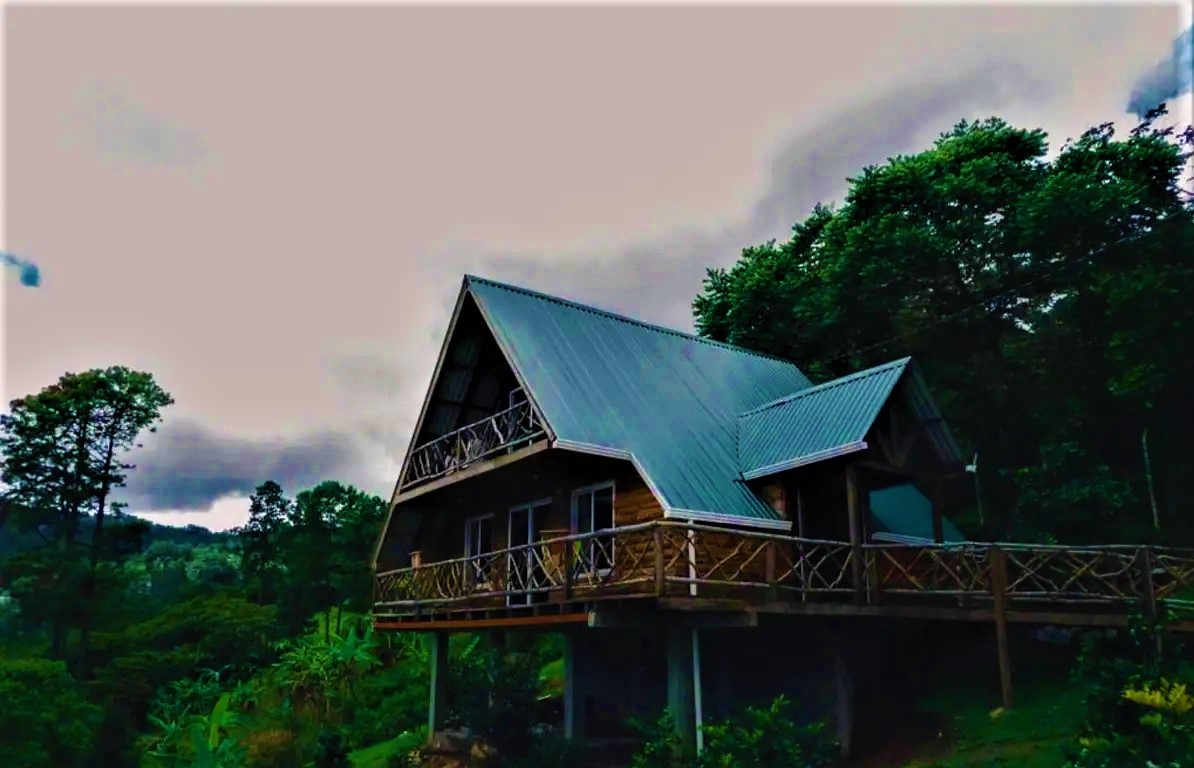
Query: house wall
404 449 664 565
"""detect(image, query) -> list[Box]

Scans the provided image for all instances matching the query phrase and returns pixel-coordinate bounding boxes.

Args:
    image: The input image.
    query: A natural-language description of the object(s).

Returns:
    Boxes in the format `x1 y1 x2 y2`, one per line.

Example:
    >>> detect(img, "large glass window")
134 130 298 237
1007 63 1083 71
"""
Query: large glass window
572 482 615 573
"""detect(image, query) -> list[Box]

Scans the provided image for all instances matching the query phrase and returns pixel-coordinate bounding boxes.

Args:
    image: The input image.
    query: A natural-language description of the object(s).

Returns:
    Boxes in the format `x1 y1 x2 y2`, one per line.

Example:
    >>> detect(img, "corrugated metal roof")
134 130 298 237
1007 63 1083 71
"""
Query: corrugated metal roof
465 275 814 526
738 358 912 481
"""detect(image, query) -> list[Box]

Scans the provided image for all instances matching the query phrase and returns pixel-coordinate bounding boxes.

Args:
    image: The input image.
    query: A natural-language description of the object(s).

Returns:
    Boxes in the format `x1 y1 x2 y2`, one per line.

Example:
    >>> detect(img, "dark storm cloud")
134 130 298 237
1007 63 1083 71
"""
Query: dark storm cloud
116 419 368 512
1127 25 1193 118
468 62 1047 333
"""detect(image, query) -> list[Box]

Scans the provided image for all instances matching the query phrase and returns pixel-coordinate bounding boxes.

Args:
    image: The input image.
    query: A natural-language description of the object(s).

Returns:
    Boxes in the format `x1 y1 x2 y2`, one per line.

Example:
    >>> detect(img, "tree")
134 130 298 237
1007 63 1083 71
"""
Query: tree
237 481 290 605
0 367 173 658
693 110 1194 542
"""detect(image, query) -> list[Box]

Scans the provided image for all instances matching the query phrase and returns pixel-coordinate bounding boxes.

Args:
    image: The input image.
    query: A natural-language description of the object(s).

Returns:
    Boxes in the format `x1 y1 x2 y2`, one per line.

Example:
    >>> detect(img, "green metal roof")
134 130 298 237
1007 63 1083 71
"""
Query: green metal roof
738 358 912 481
869 484 966 543
465 275 813 528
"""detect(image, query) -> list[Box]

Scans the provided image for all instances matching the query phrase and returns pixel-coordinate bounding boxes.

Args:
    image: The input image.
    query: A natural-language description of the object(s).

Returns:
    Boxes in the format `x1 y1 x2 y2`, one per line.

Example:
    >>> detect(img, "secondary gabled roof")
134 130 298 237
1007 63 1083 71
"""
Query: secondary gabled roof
737 357 963 482
465 275 813 528
738 358 911 481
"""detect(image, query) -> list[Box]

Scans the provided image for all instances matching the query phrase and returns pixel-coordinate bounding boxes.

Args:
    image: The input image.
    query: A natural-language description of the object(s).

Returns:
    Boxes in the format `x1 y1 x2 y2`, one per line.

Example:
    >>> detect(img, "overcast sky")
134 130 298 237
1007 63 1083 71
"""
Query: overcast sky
3 2 1192 531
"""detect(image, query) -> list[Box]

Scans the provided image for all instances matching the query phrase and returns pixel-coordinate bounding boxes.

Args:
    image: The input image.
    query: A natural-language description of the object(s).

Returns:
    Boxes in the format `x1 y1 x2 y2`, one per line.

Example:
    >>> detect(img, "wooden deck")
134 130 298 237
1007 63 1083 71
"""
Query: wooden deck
373 520 1194 631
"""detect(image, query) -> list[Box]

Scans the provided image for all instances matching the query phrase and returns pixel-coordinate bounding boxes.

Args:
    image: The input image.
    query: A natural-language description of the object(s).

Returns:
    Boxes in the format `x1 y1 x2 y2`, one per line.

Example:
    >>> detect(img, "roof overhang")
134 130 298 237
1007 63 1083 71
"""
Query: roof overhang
554 438 794 532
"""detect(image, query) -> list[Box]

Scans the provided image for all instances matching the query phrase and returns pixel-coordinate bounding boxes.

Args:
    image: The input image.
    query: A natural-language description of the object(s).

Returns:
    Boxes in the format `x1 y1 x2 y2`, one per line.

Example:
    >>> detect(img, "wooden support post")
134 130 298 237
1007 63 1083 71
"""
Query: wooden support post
990 547 1013 709
834 647 854 759
563 632 586 742
654 525 667 597
427 631 449 740
667 628 697 757
931 477 945 545
846 465 866 605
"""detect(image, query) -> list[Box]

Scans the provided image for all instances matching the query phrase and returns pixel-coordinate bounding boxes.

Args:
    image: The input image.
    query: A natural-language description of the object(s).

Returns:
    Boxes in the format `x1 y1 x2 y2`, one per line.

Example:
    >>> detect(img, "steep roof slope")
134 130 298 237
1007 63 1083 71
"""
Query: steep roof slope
466 275 812 527
738 358 911 480
738 356 963 481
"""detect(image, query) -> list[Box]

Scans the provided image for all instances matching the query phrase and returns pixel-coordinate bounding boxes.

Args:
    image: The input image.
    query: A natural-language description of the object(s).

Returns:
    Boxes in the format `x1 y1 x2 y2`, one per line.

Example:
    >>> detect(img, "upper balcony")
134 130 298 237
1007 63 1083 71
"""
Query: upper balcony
398 397 548 492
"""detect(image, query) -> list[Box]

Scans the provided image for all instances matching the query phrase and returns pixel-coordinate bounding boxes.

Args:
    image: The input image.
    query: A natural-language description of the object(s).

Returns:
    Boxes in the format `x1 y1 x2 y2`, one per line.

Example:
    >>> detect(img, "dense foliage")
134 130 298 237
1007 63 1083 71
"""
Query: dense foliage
694 108 1194 544
629 696 837 768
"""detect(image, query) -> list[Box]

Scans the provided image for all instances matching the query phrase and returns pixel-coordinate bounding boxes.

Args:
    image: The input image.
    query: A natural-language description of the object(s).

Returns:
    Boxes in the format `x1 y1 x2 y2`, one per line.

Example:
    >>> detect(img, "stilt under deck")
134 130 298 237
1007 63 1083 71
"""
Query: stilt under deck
378 521 1194 752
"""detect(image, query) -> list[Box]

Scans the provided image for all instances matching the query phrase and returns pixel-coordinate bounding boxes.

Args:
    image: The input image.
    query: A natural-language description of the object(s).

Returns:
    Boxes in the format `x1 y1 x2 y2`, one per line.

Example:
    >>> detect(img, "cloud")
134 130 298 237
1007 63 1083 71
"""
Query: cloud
1128 25 1193 118
116 419 373 512
66 80 208 167
453 61 1048 334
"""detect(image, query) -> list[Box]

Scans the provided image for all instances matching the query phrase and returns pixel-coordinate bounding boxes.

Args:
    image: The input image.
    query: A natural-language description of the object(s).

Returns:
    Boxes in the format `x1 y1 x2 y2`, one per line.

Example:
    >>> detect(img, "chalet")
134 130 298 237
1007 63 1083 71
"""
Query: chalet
371 275 1193 757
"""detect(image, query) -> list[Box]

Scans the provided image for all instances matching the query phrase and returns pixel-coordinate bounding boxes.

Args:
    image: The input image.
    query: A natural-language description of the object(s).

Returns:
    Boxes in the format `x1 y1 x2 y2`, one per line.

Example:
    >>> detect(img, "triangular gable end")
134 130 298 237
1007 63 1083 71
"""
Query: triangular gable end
871 363 965 473
373 278 557 568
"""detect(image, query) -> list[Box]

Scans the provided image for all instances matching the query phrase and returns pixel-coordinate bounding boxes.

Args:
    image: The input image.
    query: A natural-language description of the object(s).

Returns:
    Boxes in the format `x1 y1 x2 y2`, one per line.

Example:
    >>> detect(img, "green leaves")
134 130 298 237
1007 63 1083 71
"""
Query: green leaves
692 111 1194 542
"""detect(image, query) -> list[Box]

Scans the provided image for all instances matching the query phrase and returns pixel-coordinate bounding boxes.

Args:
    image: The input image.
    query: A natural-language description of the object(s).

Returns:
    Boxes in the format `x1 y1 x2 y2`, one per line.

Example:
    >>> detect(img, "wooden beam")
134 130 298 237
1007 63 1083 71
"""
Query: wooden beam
375 611 591 632
392 439 552 504
990 547 1013 709
563 631 586 741
931 477 945 545
846 465 866 605
588 608 757 630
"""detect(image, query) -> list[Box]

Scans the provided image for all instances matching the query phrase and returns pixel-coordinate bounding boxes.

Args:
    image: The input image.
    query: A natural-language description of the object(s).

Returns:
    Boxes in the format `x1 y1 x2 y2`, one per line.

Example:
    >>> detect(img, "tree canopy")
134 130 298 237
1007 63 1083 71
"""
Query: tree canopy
694 109 1194 543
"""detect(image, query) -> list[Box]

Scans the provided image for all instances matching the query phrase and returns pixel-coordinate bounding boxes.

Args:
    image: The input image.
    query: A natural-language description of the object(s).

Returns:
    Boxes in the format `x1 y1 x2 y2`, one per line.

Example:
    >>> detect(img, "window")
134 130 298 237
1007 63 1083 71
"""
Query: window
507 499 551 606
572 482 615 574
464 514 494 587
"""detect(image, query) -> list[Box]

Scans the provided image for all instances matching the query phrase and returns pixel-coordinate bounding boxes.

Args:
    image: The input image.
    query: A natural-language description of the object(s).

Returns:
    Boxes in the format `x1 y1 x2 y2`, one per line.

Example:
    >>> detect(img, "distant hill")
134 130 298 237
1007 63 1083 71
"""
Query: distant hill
0 512 226 557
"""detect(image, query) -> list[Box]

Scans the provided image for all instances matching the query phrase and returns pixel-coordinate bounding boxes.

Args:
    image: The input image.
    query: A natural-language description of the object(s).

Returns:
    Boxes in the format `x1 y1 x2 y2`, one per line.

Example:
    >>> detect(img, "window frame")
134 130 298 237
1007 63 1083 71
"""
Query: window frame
506 497 552 606
463 512 495 589
570 480 616 576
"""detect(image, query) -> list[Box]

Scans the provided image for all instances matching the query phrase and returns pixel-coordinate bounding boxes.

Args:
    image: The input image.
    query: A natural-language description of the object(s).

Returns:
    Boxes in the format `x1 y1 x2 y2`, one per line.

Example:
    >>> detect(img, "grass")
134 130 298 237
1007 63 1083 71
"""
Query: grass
902 676 1087 768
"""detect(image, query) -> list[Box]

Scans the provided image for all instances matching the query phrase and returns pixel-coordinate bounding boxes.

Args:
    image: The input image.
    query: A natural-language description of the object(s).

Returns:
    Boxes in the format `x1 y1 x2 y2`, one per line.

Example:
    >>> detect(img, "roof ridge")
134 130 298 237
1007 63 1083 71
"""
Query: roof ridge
738 356 912 418
464 274 800 366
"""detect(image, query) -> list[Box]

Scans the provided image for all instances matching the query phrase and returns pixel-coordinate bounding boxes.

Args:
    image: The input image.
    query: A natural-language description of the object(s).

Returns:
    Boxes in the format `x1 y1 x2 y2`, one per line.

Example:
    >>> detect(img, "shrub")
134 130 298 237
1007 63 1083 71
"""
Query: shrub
0 658 102 768
628 696 837 768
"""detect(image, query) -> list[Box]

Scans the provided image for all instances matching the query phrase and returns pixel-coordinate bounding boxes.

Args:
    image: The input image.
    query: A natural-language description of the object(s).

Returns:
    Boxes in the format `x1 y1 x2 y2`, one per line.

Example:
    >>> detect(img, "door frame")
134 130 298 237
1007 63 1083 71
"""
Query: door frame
507 498 552 606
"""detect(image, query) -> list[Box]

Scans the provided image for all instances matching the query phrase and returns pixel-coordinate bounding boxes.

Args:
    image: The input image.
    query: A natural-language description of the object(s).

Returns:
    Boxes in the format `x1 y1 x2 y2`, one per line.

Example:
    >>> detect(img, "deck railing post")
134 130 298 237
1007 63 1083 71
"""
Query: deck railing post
990 546 1013 709
1139 547 1163 659
654 525 667 596
563 535 575 601
846 465 866 605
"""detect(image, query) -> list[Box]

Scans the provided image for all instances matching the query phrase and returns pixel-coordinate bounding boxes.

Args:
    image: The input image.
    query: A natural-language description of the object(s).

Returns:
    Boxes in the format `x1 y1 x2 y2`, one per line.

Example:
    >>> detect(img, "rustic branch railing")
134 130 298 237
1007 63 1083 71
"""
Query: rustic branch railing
374 520 1194 618
399 400 545 490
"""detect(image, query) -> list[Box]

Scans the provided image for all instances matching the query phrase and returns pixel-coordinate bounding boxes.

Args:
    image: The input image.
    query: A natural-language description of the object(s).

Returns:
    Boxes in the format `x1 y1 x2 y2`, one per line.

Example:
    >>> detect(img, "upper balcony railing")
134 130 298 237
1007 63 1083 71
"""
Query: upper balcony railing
373 520 1194 621
399 399 546 491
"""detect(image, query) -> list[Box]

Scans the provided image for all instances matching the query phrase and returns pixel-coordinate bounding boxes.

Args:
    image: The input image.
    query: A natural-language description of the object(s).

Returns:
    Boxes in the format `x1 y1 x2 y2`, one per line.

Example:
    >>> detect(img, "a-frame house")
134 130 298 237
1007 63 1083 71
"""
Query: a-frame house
371 274 967 753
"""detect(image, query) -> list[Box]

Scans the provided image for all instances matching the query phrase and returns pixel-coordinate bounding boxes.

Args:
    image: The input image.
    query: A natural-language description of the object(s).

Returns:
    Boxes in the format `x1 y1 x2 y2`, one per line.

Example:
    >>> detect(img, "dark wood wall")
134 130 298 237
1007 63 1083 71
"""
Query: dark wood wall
403 449 664 564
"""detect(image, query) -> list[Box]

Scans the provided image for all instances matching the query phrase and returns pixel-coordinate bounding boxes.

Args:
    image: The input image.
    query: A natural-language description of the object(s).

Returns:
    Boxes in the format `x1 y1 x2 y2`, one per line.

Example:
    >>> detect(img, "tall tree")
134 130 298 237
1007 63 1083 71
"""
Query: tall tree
0 367 173 658
237 481 290 605
694 109 1194 542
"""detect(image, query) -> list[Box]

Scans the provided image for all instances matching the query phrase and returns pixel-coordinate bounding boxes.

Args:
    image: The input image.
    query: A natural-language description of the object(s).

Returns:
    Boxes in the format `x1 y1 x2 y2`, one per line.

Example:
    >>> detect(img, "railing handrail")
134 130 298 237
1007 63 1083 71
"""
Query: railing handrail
375 518 1194 579
411 399 537 454
400 398 546 489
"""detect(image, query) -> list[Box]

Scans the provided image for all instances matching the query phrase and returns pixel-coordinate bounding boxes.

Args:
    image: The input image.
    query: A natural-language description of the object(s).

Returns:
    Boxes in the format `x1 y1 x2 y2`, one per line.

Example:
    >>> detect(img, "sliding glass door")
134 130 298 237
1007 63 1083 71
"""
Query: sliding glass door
508 500 551 605
572 482 615 574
